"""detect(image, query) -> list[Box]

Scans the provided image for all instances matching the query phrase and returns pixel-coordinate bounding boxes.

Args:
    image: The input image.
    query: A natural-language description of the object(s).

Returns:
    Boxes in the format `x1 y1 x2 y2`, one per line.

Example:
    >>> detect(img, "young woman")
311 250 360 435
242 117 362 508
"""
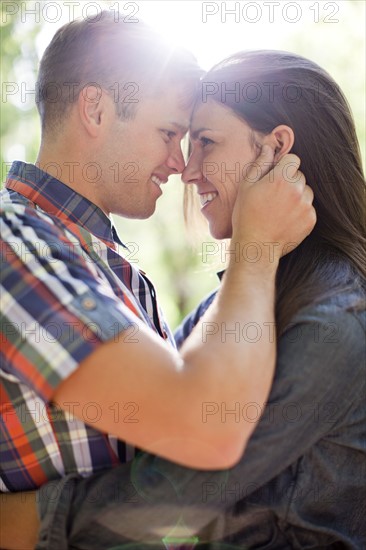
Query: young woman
174 50 366 547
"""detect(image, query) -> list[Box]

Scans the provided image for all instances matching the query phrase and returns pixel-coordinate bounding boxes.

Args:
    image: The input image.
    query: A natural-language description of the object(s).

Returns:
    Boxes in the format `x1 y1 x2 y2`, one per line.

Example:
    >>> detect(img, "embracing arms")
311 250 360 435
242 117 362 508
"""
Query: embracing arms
53 150 315 469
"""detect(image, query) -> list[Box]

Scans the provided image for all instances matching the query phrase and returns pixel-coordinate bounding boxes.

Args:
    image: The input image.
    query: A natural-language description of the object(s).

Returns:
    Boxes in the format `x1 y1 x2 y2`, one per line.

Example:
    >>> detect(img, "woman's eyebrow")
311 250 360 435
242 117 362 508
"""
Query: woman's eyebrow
190 127 211 139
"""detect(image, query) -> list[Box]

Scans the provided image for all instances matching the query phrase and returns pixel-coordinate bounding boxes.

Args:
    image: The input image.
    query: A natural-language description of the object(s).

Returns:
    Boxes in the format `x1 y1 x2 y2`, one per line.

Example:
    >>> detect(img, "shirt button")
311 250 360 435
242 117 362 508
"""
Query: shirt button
82 297 97 310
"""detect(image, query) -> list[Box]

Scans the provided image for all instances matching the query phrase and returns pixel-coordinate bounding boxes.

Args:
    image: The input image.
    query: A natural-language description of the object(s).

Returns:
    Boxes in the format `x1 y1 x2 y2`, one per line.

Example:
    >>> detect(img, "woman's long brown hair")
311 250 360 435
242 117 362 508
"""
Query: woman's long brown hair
197 51 366 335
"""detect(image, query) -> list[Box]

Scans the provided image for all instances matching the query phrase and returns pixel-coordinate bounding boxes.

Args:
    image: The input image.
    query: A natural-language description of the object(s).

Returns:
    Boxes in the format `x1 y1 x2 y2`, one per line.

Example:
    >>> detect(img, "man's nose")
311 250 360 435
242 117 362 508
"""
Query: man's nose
166 144 186 174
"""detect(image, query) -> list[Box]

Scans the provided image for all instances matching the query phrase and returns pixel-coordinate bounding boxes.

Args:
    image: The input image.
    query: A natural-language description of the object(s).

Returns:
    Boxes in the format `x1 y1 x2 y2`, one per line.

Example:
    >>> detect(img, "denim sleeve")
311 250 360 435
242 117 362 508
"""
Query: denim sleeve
224 304 365 487
37 304 364 547
174 289 218 349
140 304 365 494
175 297 365 491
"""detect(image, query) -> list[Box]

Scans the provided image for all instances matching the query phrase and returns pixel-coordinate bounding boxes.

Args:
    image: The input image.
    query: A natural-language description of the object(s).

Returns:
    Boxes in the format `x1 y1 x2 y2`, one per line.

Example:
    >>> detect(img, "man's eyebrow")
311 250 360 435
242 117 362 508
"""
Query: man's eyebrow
170 122 189 134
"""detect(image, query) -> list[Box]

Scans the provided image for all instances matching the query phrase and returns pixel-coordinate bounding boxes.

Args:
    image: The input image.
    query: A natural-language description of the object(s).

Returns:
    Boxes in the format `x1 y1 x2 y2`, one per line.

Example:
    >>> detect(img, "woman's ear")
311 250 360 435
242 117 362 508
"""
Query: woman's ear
262 125 295 162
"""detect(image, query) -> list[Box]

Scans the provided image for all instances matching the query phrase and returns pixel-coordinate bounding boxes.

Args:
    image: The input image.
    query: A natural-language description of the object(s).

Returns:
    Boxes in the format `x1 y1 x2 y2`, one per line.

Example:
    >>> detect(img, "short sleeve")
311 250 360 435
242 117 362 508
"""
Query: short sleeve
1 206 138 402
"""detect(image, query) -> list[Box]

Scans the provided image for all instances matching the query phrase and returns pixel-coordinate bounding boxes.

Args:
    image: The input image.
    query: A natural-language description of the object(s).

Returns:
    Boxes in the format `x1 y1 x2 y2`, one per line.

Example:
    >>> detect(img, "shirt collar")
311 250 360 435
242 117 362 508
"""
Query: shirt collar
6 161 123 248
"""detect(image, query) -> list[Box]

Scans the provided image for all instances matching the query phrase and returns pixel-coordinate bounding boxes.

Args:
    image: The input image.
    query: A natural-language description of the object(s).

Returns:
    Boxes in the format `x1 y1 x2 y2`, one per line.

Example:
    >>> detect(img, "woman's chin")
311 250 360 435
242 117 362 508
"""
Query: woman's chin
209 222 233 241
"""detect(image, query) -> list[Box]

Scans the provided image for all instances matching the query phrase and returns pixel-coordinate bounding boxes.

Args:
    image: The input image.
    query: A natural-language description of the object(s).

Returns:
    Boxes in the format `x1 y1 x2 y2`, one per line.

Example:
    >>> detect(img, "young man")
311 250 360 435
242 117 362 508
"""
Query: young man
0 11 315 548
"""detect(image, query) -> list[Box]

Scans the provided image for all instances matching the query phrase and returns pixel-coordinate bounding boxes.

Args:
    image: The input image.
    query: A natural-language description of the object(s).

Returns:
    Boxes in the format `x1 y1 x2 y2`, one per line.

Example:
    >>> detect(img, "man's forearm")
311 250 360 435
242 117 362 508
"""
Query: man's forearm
179 254 278 464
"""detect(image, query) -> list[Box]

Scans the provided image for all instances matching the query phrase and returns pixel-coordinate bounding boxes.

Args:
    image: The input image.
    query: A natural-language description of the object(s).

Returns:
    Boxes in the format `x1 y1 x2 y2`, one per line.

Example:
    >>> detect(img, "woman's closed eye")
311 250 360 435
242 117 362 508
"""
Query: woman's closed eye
199 136 214 147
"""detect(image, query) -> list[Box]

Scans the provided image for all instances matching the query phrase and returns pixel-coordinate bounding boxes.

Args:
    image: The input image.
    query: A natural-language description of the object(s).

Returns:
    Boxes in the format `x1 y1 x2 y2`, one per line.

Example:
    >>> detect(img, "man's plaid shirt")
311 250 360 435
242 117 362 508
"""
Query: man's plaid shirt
0 161 175 492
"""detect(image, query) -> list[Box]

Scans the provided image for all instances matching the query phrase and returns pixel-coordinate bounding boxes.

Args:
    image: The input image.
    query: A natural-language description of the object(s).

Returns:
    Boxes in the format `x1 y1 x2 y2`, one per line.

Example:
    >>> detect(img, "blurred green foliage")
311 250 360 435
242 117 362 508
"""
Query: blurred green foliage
1 0 365 329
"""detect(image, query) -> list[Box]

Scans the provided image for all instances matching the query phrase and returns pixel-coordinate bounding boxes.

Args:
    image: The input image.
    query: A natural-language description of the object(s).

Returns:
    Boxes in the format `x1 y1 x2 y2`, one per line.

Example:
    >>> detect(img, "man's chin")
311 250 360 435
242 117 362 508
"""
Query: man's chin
112 203 157 220
136 203 157 220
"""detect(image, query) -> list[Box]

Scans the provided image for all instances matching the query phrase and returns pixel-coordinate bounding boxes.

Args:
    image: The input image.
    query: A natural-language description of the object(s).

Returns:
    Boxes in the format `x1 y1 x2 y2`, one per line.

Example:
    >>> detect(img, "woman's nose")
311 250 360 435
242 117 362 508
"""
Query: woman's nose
182 152 203 185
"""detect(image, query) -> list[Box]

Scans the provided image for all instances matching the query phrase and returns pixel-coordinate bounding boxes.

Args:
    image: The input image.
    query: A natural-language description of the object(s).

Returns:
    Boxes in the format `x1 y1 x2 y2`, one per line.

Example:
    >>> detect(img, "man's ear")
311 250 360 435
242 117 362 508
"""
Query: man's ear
77 85 112 138
262 125 295 162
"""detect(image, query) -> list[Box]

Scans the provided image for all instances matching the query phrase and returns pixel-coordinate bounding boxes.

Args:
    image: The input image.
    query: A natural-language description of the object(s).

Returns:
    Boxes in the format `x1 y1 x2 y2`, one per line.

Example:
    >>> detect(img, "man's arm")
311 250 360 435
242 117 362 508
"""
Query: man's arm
0 151 315 548
54 305 364 547
53 151 315 469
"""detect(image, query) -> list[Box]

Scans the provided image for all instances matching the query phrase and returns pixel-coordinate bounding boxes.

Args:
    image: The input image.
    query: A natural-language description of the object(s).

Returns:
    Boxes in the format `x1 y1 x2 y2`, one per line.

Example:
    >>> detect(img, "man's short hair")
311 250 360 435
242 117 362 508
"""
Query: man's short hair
36 11 202 136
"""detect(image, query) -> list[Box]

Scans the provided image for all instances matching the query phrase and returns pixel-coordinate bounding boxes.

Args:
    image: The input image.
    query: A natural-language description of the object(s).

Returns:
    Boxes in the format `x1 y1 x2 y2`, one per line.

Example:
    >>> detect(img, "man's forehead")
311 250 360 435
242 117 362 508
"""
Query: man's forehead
136 86 193 132
170 121 189 135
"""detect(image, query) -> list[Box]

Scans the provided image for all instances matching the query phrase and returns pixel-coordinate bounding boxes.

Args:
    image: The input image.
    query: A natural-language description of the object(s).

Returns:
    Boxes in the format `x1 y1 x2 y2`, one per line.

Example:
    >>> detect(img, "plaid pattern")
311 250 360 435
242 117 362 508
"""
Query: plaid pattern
0 161 175 492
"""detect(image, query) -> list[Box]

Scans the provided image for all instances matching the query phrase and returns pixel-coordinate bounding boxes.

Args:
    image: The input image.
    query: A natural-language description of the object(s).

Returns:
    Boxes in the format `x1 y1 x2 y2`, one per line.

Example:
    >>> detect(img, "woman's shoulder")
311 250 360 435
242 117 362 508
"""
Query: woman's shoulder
277 290 365 397
284 288 365 336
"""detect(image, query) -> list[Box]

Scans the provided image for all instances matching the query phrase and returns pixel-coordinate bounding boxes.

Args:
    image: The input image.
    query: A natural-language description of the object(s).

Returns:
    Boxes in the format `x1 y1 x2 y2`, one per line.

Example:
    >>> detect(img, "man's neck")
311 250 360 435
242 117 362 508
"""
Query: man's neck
36 145 104 213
